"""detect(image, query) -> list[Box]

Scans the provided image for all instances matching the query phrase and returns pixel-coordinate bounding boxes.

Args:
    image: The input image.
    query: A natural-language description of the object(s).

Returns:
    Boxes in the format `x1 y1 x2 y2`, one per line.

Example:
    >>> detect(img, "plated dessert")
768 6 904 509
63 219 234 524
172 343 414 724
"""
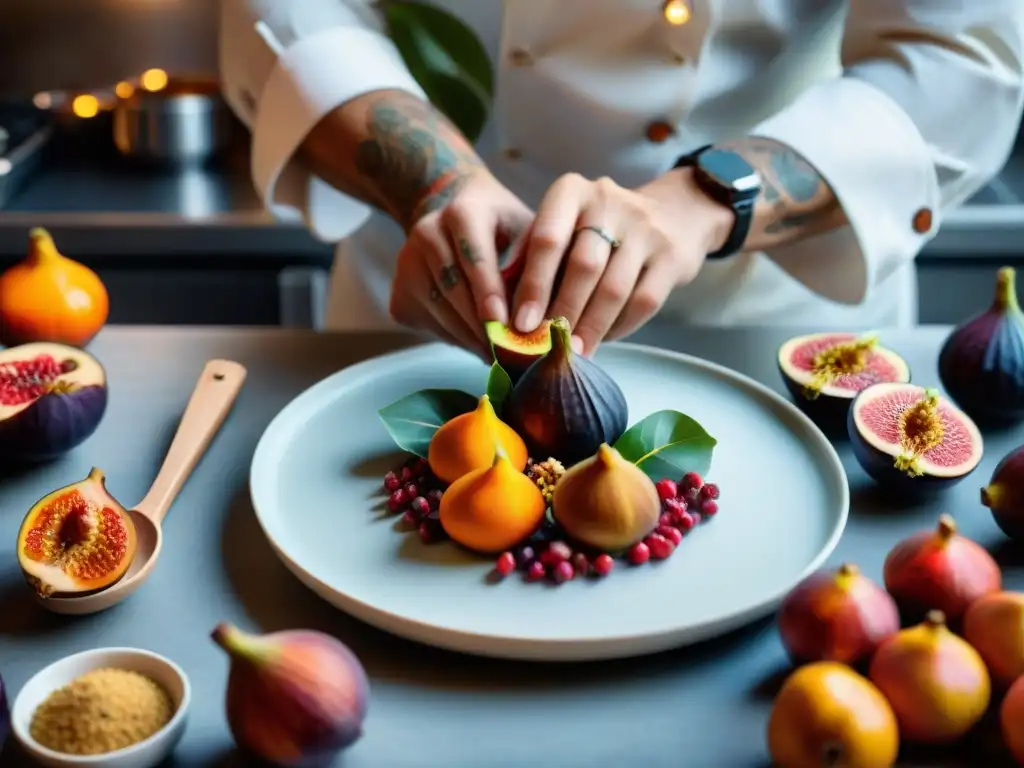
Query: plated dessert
376 316 724 584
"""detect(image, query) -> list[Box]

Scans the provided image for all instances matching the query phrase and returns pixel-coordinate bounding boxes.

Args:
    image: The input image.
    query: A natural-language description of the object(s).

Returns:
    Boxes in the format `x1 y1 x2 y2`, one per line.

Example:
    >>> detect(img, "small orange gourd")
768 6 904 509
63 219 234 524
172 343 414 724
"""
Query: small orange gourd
428 394 528 485
0 228 109 348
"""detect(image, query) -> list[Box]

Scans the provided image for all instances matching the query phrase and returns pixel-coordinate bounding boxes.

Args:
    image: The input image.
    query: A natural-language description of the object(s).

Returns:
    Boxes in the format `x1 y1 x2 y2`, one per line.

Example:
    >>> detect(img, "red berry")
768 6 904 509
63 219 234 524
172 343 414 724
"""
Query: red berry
411 457 430 476
700 483 720 501
550 560 575 584
655 478 678 502
677 511 696 531
417 520 437 544
689 512 702 526
645 533 675 560
592 553 615 577
526 561 546 582
401 466 415 482
403 483 419 499
387 489 407 513
426 489 443 509
540 540 573 566
495 552 516 577
402 509 420 526
627 542 650 565
514 545 535 569
383 471 401 493
659 512 676 528
701 499 719 517
682 487 701 507
664 498 687 520
681 472 704 491
409 496 430 516
571 552 590 577
657 525 683 545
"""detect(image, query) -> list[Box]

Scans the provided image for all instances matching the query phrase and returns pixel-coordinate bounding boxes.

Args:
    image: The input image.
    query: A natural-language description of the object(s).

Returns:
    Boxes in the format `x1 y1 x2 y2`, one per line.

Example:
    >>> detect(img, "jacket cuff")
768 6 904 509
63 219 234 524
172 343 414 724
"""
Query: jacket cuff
749 77 940 305
252 25 427 242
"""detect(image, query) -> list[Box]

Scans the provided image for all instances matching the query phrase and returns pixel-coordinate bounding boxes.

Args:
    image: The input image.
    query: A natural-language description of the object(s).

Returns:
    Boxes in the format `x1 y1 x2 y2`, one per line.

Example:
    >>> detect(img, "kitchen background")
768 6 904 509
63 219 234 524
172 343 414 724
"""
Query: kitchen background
1 0 1022 328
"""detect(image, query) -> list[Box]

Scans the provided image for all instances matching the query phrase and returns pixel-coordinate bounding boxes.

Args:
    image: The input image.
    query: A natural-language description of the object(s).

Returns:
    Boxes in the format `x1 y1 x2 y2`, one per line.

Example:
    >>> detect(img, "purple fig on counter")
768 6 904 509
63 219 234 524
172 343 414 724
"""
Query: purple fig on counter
939 266 1024 423
982 444 1024 539
211 622 368 767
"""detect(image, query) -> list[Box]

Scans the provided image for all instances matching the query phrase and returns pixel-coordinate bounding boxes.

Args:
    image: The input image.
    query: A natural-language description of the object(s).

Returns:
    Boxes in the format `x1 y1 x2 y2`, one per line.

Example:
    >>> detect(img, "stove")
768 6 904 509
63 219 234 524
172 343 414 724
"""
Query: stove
0 100 53 210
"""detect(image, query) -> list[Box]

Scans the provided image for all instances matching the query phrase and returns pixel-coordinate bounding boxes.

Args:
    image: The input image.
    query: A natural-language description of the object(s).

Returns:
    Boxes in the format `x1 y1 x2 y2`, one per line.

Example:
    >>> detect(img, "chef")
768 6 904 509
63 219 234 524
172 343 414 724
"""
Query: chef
219 0 1024 357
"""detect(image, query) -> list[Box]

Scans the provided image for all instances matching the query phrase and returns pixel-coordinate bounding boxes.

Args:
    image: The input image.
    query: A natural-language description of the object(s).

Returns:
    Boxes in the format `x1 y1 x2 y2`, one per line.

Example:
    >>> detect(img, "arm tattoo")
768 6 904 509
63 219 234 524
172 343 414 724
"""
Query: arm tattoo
353 94 482 229
719 137 847 249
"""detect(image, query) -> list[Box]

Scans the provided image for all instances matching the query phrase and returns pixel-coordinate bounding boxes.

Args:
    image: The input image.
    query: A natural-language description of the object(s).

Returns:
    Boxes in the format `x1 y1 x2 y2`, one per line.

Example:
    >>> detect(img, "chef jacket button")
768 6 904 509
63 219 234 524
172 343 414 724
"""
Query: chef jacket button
503 147 522 161
912 207 933 234
645 121 676 143
662 0 691 26
509 47 533 67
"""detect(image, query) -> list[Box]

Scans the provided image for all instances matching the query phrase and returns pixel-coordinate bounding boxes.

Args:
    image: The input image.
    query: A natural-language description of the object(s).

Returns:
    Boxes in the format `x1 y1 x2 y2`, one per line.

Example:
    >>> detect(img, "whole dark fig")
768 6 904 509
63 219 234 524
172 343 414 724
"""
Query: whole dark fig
504 317 628 467
939 266 1024 423
981 444 1024 539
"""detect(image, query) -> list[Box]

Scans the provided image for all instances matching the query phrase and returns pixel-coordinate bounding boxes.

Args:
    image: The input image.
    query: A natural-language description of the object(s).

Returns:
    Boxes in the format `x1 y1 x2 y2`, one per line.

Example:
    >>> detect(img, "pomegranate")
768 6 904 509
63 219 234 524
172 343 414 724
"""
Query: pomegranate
962 591 1024 688
1001 675 1024 766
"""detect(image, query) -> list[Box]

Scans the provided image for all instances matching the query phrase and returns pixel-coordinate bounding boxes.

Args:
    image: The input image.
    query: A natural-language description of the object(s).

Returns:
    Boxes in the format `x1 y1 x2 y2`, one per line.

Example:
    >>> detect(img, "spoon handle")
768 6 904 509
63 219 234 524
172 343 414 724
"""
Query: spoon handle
134 359 247 522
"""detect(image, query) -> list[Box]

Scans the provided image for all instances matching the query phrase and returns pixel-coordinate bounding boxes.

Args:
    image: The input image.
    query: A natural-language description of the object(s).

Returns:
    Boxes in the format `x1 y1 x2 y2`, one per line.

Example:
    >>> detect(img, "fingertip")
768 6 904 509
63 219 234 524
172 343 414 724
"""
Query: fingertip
514 302 542 334
570 334 585 354
483 295 508 325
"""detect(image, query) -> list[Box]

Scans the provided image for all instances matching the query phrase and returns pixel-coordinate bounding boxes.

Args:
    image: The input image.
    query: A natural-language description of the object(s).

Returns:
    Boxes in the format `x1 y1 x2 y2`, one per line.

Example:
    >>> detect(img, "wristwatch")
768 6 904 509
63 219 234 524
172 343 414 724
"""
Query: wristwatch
673 144 761 260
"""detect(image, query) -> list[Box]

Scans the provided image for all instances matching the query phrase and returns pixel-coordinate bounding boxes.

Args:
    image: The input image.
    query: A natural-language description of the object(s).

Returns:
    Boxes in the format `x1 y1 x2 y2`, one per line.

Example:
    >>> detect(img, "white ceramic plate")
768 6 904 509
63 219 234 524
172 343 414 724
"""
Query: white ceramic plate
250 342 848 662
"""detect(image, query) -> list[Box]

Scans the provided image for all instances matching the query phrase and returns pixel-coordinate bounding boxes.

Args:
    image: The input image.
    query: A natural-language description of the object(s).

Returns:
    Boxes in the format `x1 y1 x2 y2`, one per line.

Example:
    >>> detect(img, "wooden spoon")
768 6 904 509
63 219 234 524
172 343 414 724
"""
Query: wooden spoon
37 359 247 615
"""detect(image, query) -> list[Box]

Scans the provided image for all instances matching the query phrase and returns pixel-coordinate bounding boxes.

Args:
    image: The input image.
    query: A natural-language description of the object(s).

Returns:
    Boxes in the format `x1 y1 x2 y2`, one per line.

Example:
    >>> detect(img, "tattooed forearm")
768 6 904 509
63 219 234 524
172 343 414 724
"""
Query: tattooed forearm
718 137 847 251
298 89 484 231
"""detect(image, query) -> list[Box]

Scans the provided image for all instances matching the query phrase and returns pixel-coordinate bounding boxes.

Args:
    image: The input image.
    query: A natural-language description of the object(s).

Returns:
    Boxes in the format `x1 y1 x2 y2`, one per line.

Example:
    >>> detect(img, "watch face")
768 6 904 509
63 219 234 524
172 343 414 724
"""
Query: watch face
699 149 761 200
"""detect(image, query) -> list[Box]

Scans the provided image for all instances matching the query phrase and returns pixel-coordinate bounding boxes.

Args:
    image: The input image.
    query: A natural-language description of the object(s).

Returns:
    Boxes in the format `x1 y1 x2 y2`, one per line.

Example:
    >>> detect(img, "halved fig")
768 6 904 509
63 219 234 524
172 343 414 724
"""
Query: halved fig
0 341 107 461
17 467 137 597
848 382 983 494
777 332 911 433
485 320 552 383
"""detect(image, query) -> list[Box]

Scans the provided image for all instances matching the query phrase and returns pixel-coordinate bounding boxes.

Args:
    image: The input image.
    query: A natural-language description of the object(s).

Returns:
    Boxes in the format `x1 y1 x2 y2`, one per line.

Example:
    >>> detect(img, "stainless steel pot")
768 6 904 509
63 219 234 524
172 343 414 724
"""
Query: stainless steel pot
112 75 233 166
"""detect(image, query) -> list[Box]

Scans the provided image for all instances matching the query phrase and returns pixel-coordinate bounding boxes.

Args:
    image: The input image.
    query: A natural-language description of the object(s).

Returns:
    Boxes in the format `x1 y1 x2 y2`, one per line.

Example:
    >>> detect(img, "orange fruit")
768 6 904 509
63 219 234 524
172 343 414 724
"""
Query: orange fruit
428 395 527 485
767 661 899 768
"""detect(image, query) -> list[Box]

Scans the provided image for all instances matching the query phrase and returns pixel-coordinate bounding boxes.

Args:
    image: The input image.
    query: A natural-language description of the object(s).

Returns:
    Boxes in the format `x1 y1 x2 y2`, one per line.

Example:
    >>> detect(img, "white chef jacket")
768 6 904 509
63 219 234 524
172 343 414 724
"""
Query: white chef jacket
219 0 1024 331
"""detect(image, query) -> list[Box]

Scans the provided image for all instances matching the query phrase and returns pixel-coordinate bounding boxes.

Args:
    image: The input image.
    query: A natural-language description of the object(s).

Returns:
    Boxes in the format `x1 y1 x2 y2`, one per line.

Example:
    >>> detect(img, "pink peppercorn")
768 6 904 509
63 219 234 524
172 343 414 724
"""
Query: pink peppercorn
657 525 683 545
700 483 720 500
592 554 615 576
526 561 546 582
550 561 575 584
628 542 650 565
495 552 516 577
655 478 678 502
645 533 675 560
701 499 719 517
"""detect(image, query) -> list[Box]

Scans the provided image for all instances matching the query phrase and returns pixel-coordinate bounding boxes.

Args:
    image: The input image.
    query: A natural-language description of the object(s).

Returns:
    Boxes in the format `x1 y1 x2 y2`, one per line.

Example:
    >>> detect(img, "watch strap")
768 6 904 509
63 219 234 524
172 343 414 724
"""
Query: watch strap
673 145 756 261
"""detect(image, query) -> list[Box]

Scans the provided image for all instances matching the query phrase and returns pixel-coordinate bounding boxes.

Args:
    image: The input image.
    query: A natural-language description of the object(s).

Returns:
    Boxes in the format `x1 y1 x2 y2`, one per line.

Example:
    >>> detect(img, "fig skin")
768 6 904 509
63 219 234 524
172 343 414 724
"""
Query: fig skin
485 320 552 383
777 562 900 666
439 444 547 554
776 332 911 437
847 383 983 496
16 466 137 597
504 316 628 467
0 342 108 461
938 266 1024 424
767 661 899 768
427 394 528 486
981 444 1024 539
211 622 368 767
551 443 660 552
868 610 990 744
1001 675 1024 766
962 591 1024 689
882 514 1001 623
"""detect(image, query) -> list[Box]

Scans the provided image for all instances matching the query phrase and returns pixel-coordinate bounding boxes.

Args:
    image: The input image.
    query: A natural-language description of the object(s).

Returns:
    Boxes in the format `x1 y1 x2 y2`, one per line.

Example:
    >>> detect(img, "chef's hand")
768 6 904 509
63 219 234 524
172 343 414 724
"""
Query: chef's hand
510 171 734 355
390 168 533 359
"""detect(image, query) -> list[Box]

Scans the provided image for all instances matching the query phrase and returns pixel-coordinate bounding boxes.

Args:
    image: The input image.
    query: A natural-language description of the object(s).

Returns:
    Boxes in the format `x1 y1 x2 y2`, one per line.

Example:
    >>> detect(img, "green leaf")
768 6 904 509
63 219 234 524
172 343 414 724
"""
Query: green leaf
613 410 717 481
485 362 513 415
379 388 478 457
382 1 494 141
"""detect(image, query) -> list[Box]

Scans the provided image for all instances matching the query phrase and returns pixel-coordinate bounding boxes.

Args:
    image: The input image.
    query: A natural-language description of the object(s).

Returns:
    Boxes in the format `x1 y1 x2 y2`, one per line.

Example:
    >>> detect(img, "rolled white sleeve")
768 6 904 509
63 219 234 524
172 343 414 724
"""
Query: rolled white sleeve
219 0 427 242
750 1 1024 305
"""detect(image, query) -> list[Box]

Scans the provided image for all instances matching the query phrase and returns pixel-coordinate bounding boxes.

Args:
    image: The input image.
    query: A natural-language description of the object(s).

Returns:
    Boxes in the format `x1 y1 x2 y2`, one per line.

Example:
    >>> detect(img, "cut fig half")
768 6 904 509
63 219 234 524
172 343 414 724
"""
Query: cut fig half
485 319 553 383
0 341 108 460
777 332 911 433
848 382 983 494
17 467 137 597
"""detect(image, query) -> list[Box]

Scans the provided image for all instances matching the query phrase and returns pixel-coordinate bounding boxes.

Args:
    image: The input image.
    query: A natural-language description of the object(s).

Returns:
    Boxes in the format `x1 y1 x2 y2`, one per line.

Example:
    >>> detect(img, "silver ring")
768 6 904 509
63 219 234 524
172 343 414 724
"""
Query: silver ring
574 225 621 250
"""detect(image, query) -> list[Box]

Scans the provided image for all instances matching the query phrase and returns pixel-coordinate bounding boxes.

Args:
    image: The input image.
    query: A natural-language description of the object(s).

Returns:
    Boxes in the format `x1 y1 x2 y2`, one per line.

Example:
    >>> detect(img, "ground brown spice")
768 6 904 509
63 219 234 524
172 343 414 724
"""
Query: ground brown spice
30 667 174 755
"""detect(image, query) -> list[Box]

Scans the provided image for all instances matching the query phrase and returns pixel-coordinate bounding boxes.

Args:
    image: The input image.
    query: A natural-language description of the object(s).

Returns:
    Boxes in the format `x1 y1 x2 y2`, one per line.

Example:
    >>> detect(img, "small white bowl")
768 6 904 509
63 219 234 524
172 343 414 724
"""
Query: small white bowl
11 647 191 768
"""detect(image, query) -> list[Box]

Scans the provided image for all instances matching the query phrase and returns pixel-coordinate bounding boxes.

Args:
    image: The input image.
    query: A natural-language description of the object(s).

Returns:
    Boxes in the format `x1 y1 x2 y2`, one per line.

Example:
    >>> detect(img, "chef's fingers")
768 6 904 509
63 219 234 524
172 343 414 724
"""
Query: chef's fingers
606 254 678 342
513 174 587 333
573 238 647 356
441 204 508 325
413 223 488 347
546 214 617 333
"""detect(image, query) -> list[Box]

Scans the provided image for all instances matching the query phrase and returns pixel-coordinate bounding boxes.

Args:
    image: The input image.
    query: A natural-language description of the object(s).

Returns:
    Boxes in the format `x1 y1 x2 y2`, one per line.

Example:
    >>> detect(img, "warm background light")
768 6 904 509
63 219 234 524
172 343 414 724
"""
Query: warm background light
140 68 169 92
71 94 100 119
115 81 135 99
663 0 691 25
